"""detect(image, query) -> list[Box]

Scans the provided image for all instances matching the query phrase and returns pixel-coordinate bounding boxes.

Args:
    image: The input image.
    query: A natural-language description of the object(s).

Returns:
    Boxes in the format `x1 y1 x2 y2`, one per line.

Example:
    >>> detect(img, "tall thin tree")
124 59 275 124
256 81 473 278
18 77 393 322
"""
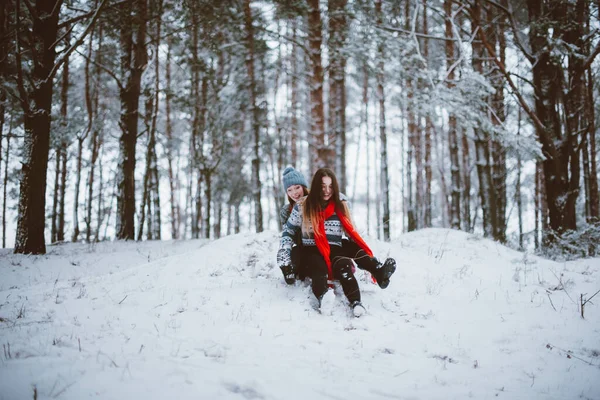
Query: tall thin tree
374 0 390 240
164 38 179 239
116 0 147 240
470 0 497 238
244 0 263 232
307 0 330 170
14 0 107 253
444 0 461 230
328 0 348 191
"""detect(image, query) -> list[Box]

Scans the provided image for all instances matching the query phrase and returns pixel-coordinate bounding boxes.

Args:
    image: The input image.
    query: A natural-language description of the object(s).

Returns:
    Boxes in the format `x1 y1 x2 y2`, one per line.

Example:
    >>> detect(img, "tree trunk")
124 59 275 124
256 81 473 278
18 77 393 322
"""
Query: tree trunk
185 168 193 239
527 0 580 238
414 2 427 230
460 128 471 231
12 0 105 252
434 118 450 226
198 75 210 238
74 20 95 243
164 39 179 239
214 196 222 239
150 0 162 241
328 0 348 191
56 32 70 243
203 172 212 239
244 0 263 232
362 60 371 235
582 124 592 220
150 131 161 240
189 5 201 239
375 0 390 240
95 149 104 241
72 136 84 242
290 19 299 167
470 0 497 238
85 22 102 243
0 1 5 172
116 0 147 240
534 162 541 250
406 87 416 232
57 141 67 242
138 1 162 240
406 3 416 233
2 120 11 248
14 1 63 254
473 127 496 238
51 149 60 243
516 106 524 250
149 158 160 239
561 0 585 233
424 116 433 228
272 20 285 214
138 95 153 241
586 64 598 221
445 0 461 230
422 0 432 228
489 5 507 242
584 1 598 222
86 121 101 243
307 0 329 169
227 204 232 236
235 203 241 234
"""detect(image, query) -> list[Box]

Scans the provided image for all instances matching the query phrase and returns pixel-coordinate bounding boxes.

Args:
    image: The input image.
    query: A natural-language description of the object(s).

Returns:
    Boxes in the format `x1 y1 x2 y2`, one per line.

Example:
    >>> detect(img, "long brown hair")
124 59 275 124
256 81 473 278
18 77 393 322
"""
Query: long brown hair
302 168 350 234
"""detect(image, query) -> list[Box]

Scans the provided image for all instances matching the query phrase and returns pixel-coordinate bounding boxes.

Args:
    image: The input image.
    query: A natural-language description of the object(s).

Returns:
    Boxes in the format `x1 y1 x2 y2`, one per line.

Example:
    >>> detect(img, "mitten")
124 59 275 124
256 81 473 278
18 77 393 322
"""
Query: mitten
280 264 296 285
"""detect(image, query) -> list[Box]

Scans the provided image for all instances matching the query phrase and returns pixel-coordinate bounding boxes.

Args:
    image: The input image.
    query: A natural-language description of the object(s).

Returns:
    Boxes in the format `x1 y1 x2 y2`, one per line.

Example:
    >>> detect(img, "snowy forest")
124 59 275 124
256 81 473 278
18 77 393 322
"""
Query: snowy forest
1 0 599 256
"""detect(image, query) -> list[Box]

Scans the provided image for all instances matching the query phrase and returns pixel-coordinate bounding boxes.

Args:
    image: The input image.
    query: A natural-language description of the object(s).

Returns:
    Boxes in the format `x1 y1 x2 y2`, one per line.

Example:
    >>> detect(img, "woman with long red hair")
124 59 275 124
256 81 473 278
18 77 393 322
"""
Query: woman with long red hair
277 168 396 317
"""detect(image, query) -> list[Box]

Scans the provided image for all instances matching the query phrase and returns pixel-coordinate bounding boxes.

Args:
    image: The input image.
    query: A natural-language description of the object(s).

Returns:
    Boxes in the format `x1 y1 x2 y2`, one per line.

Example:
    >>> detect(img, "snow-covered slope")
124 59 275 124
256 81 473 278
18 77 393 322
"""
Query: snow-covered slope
0 229 598 399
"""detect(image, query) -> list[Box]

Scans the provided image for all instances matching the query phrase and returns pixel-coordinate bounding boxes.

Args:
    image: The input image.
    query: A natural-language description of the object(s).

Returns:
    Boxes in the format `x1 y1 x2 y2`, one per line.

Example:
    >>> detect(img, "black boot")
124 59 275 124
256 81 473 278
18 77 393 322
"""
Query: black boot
374 258 396 289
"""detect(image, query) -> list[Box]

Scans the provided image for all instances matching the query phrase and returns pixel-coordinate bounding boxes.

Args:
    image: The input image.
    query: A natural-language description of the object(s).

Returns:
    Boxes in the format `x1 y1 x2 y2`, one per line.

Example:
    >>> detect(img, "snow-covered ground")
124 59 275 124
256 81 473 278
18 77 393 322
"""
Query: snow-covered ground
0 229 599 399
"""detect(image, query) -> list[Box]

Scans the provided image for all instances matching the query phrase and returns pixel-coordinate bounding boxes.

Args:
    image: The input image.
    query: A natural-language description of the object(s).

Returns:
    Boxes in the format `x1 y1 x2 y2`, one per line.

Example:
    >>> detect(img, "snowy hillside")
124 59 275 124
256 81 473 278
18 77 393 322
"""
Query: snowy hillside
1 229 599 399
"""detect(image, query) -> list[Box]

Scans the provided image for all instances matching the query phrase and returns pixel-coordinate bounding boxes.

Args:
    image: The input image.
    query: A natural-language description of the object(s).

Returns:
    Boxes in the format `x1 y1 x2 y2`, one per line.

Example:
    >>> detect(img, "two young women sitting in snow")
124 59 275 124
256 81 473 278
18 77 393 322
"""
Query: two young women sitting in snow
277 166 397 317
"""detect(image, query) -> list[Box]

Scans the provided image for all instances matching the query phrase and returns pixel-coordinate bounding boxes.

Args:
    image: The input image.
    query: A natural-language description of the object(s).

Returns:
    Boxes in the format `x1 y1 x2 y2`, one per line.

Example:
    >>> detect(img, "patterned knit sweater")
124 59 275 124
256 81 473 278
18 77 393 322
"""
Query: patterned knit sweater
279 193 348 228
277 196 351 268
279 204 294 229
279 203 302 246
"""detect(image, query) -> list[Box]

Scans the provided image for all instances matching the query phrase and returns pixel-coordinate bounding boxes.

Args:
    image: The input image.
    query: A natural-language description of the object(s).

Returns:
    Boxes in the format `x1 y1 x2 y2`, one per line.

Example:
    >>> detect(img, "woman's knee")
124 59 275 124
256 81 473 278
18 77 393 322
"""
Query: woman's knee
305 253 329 276
332 259 354 280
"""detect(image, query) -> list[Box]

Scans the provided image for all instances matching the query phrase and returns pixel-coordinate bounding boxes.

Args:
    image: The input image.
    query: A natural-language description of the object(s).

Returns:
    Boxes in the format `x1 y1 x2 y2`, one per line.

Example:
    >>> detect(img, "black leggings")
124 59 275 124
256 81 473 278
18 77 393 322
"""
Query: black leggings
303 246 361 303
342 239 380 274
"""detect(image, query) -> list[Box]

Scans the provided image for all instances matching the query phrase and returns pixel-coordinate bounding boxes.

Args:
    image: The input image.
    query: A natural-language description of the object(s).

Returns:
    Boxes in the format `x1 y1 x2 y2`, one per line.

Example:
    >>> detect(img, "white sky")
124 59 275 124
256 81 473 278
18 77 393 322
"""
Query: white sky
1 228 598 399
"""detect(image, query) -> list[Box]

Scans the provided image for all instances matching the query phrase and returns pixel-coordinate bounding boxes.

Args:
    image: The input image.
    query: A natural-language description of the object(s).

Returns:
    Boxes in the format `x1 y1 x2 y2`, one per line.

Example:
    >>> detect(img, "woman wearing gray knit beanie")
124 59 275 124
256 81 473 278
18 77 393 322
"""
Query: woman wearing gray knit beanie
279 167 309 284
280 166 309 223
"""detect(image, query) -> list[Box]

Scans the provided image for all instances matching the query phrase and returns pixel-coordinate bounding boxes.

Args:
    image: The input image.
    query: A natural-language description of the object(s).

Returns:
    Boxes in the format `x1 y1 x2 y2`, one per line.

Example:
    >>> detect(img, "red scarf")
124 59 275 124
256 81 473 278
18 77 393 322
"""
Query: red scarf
313 201 373 281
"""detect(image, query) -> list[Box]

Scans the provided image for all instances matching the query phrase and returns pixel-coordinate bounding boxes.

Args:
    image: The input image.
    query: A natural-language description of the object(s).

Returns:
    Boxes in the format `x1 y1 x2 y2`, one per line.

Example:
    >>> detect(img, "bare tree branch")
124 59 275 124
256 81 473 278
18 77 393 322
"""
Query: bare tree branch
580 41 600 76
51 0 65 19
470 0 559 163
50 20 76 51
74 48 123 90
22 0 38 21
439 11 479 87
482 0 535 63
47 0 110 82
255 25 312 57
58 0 130 29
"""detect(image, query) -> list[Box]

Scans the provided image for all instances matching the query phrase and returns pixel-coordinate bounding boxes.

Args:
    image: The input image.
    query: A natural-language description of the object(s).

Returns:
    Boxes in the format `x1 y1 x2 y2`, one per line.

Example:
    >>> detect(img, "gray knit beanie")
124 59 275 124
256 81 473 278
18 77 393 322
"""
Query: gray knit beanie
282 166 308 191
